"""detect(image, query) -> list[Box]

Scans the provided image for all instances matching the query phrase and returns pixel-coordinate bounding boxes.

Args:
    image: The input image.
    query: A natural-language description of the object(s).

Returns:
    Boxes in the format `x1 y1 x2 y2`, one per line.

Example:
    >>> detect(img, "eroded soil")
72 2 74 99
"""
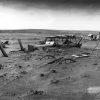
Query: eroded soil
0 33 99 100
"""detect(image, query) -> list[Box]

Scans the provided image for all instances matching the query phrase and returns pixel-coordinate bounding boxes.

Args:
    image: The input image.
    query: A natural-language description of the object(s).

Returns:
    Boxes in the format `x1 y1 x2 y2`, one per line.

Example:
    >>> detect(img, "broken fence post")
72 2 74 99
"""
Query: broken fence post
18 39 25 51
28 45 35 52
0 44 8 57
28 45 38 52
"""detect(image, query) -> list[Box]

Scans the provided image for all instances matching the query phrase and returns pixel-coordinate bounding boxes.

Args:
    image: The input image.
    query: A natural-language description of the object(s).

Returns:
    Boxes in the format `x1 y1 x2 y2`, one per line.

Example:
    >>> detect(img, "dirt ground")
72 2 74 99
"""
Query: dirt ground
0 32 100 100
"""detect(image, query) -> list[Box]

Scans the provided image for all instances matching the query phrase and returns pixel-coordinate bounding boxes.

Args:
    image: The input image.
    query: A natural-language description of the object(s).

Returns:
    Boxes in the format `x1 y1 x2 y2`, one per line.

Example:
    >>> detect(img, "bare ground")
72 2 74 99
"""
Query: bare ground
0 32 99 100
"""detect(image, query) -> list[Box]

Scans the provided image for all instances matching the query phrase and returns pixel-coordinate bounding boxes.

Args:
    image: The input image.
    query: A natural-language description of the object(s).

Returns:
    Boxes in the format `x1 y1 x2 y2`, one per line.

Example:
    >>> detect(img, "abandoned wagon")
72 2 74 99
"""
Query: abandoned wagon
39 35 82 48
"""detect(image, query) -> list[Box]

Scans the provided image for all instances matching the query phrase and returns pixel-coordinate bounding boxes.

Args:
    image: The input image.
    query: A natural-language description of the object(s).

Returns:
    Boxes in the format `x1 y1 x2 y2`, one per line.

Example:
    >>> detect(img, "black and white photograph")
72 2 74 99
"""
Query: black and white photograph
0 0 100 100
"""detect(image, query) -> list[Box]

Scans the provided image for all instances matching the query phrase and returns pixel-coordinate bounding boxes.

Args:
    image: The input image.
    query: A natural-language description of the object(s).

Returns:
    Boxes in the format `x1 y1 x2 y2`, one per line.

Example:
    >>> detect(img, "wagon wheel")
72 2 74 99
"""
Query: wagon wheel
65 58 76 63
59 58 76 64
40 55 55 60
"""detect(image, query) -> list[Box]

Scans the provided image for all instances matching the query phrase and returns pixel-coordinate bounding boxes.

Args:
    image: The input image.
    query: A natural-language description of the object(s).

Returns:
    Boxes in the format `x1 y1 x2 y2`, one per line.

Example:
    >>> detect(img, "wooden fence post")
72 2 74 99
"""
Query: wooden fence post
0 44 8 57
18 39 25 51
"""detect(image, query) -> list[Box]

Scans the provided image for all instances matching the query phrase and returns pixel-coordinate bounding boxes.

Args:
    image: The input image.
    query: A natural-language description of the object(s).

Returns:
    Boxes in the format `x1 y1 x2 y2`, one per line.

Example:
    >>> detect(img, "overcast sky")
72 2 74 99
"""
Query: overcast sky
0 0 100 30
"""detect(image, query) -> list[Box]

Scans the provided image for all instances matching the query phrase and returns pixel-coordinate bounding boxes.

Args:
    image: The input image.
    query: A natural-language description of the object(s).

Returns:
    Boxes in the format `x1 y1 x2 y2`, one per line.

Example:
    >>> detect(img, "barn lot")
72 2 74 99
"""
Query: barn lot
0 30 100 100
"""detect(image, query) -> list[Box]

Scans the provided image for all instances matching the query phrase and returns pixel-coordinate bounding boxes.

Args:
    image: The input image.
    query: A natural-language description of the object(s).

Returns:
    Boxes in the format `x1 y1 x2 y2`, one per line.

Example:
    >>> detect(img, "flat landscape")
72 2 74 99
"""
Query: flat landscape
0 29 100 100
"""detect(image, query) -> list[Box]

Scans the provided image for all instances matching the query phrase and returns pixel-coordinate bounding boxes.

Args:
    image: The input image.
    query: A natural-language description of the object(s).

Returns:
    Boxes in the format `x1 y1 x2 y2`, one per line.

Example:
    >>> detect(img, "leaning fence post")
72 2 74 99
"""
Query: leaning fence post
0 44 8 57
18 39 25 51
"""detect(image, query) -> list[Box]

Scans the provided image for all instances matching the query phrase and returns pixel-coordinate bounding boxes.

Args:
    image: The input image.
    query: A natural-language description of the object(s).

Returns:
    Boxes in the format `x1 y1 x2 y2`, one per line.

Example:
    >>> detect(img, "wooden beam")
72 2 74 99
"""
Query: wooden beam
18 39 25 51
0 44 8 57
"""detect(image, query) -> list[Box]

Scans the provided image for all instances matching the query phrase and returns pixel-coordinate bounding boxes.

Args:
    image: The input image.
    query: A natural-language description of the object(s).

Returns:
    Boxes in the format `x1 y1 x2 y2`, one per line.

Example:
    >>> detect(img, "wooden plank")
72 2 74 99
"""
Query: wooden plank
0 44 8 57
18 39 25 51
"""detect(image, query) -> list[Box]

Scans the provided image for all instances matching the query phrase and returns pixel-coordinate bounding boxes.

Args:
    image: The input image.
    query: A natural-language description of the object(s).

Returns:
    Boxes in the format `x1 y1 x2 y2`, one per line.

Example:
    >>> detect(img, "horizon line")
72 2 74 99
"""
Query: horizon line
0 28 99 32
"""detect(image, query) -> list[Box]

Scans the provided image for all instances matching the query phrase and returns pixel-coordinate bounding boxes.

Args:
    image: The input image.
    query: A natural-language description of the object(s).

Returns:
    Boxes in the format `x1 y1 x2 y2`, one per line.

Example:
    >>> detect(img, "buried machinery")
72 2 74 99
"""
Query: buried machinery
36 35 83 49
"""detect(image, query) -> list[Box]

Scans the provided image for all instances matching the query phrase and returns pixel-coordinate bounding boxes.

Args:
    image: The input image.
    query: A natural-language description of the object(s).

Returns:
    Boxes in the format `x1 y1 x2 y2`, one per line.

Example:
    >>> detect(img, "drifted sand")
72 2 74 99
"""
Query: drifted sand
0 32 100 100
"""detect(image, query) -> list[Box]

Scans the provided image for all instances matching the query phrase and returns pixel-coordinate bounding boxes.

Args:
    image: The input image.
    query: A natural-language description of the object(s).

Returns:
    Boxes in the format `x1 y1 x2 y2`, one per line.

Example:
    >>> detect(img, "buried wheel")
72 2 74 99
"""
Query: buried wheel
40 55 55 60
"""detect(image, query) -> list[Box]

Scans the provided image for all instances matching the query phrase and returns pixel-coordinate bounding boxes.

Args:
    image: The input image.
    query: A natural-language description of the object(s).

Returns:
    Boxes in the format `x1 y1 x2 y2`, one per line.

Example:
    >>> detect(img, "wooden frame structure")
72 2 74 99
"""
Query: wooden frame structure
43 35 82 48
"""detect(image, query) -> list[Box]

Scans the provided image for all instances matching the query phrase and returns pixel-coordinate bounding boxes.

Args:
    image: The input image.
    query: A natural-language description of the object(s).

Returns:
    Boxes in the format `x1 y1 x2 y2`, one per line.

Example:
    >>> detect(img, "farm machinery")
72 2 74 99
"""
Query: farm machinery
38 35 82 48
